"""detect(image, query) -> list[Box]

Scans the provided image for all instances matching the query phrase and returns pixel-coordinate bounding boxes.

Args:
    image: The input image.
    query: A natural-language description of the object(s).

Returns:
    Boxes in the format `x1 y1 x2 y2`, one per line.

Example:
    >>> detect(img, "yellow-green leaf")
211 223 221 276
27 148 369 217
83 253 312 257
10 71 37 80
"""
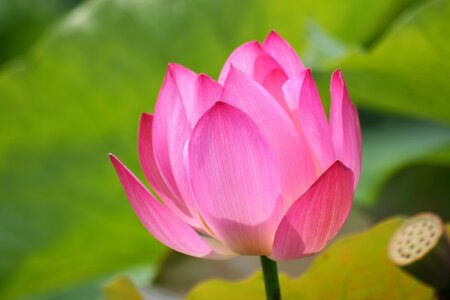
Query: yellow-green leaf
103 276 144 300
187 218 433 300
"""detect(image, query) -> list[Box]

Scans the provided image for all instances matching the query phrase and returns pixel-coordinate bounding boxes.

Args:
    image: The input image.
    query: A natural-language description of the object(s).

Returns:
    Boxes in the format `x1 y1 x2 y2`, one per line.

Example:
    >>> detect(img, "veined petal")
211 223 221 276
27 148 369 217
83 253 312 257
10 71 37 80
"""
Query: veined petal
203 236 238 260
191 74 222 126
168 63 197 121
138 113 196 225
109 154 212 258
188 102 283 255
222 67 316 210
218 40 289 109
271 161 354 260
282 69 335 170
152 68 185 203
218 41 262 84
261 67 289 110
218 41 284 82
152 66 199 221
262 31 305 77
330 70 362 186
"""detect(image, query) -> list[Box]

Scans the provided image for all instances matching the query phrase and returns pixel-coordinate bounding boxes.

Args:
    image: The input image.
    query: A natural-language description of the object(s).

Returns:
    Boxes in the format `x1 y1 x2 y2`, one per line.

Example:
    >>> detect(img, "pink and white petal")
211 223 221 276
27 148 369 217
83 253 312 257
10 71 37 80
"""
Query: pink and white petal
262 31 305 77
271 161 354 261
203 236 237 260
190 74 222 126
282 69 335 170
152 68 199 221
138 113 197 225
188 102 283 255
109 154 213 257
330 70 362 186
222 67 316 210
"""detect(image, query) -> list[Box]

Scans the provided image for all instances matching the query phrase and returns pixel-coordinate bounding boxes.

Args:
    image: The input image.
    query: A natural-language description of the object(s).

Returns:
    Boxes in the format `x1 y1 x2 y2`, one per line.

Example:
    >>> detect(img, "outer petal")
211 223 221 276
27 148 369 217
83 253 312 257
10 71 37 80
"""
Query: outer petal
152 66 199 222
168 63 197 122
191 74 222 126
222 67 316 210
139 113 197 225
271 161 354 260
282 69 335 170
262 31 305 77
109 154 213 257
188 102 283 255
330 70 362 186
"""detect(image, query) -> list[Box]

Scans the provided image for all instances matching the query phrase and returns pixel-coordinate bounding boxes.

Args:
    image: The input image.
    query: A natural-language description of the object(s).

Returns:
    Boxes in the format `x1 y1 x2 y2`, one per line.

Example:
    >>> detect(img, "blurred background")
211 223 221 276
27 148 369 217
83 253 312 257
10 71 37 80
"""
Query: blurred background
0 0 449 299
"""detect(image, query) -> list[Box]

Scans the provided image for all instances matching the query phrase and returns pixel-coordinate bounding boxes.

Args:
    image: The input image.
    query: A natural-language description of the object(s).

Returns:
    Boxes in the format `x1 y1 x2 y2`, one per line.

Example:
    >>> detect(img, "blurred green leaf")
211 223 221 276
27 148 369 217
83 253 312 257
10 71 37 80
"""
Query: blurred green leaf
339 0 450 123
0 0 82 65
103 276 144 300
0 0 448 299
357 120 450 206
370 163 450 221
187 218 433 299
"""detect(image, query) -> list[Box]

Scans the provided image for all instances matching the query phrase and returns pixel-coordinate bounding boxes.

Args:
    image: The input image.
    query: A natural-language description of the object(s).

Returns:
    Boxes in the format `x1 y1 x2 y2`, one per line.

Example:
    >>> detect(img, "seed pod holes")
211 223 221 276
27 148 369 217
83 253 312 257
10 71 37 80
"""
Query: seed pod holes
389 213 443 265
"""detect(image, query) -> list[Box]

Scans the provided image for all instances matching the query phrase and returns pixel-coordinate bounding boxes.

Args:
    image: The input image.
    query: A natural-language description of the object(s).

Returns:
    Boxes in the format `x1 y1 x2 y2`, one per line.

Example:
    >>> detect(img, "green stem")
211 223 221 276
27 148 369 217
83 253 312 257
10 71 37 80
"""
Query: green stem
260 256 281 300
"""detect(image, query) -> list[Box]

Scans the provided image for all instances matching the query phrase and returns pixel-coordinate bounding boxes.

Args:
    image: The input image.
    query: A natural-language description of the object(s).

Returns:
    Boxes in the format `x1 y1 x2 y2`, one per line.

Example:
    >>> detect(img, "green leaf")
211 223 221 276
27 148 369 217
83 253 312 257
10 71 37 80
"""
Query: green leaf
0 0 448 298
0 0 81 65
357 120 450 206
103 276 144 300
187 218 433 299
339 0 450 123
370 163 450 221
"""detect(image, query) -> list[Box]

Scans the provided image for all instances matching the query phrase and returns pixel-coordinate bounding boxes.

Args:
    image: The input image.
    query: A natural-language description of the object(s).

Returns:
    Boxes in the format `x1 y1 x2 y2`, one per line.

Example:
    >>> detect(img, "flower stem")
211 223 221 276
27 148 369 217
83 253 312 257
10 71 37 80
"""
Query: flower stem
260 256 281 300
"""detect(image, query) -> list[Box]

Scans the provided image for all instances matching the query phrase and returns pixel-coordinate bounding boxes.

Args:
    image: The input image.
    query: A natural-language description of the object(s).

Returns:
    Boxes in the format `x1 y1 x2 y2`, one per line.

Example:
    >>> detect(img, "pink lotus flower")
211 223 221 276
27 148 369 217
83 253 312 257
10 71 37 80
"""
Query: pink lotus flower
110 31 361 260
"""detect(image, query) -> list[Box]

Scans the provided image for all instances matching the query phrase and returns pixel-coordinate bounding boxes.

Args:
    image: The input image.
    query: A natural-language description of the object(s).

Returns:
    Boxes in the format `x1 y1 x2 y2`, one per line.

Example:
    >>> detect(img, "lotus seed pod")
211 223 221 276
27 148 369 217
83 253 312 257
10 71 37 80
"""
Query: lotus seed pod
388 212 450 291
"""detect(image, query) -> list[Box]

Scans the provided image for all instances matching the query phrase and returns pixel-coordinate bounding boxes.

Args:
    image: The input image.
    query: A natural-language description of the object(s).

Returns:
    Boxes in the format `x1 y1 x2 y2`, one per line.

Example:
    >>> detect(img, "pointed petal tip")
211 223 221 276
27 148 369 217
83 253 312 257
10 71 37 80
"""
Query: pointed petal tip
222 64 240 85
196 72 221 87
168 62 191 74
197 73 210 81
202 101 240 119
109 154 126 173
167 62 177 74
230 40 262 52
246 39 262 47
139 112 153 125
271 159 354 260
224 64 249 81
329 70 361 186
266 30 280 39
213 100 227 106
331 160 354 178
333 159 345 168
331 69 344 84
264 30 284 42
262 30 305 76
140 112 152 118
330 69 349 103
167 62 179 69
109 154 217 258
109 153 117 161
166 63 198 81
